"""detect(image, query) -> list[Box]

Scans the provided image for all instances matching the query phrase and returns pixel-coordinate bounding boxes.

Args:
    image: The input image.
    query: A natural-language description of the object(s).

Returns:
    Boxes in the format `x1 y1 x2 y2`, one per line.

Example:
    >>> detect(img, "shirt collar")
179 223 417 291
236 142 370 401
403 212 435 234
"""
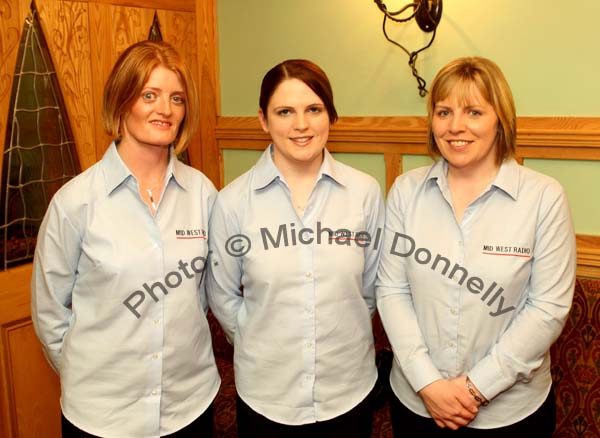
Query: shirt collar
251 145 346 191
490 158 519 200
251 145 281 190
102 142 185 194
426 158 446 183
169 150 188 190
319 148 346 186
426 157 520 201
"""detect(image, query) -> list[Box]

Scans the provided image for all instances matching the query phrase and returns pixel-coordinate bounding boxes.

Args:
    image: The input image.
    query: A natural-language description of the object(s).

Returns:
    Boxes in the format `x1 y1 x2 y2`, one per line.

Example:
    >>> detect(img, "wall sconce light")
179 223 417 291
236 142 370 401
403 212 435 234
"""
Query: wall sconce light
374 0 443 97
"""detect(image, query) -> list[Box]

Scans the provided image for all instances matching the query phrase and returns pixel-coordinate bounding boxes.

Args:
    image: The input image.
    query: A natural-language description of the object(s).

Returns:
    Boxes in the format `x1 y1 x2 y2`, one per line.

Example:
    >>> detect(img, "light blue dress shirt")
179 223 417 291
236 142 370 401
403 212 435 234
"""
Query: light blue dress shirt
376 158 576 428
31 143 220 437
207 145 385 425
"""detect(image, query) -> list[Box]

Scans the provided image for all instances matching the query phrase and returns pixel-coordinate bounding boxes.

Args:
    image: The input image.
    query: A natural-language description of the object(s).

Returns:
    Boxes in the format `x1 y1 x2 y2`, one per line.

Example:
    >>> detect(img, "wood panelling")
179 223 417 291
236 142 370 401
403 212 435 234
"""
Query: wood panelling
7 321 61 437
37 0 96 170
577 235 600 278
384 153 402 193
217 115 600 159
0 264 59 438
216 115 600 273
194 0 220 185
90 0 194 13
0 264 36 438
0 0 27 178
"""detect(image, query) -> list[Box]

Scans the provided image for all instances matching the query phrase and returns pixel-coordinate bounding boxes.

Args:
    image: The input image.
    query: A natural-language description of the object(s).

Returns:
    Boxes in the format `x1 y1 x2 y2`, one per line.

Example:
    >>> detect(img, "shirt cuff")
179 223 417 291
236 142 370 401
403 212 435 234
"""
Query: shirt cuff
402 351 444 393
468 354 512 401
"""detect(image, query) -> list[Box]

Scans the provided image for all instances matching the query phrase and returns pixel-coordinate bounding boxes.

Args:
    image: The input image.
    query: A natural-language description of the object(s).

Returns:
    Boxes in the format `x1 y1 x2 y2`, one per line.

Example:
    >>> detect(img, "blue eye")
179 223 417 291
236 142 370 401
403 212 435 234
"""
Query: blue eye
142 91 156 101
171 95 185 105
469 109 481 116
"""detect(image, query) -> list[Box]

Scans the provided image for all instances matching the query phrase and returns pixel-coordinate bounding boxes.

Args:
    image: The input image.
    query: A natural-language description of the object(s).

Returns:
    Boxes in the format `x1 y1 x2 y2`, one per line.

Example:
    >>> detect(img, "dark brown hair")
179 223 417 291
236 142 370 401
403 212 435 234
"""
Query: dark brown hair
259 59 338 123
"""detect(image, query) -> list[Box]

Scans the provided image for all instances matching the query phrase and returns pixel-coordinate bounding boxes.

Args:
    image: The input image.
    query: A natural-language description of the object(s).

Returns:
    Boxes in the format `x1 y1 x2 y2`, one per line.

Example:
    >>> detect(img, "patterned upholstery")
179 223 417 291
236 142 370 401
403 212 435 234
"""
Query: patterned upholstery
207 311 237 436
208 276 600 437
550 277 600 438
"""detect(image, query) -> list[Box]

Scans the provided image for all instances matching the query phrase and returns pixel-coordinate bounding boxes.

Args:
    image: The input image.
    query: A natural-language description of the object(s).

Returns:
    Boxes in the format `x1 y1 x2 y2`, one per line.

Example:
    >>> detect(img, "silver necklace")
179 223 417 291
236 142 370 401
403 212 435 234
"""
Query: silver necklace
140 175 165 211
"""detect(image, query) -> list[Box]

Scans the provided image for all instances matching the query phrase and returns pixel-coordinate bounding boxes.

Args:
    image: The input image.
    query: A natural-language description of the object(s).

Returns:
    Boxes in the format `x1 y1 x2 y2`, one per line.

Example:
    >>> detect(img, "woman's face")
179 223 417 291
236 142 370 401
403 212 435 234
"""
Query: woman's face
121 65 186 150
259 78 330 172
431 85 499 174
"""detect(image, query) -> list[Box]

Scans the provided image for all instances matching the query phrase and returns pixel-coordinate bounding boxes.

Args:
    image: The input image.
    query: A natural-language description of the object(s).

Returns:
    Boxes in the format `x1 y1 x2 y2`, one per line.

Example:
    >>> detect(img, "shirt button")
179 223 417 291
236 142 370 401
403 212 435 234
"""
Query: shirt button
306 342 313 349
306 272 312 278
152 354 159 360
448 341 455 348
450 308 458 315
154 319 160 324
151 390 157 395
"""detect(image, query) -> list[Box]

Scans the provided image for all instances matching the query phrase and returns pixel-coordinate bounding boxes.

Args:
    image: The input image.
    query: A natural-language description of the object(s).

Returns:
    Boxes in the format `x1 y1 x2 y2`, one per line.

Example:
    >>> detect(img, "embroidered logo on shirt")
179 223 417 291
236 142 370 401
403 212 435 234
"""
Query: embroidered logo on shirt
175 228 207 239
482 245 531 258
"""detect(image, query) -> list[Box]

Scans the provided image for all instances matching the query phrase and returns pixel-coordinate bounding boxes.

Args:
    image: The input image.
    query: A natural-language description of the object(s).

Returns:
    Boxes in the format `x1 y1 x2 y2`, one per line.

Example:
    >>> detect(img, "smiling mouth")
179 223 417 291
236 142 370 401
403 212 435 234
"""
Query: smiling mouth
151 120 172 128
289 136 313 145
448 140 471 147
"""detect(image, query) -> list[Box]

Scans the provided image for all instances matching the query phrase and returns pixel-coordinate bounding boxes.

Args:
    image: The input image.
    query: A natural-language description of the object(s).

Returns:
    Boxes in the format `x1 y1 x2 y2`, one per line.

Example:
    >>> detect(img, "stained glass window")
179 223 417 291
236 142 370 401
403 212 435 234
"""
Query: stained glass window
0 3 80 270
148 11 163 41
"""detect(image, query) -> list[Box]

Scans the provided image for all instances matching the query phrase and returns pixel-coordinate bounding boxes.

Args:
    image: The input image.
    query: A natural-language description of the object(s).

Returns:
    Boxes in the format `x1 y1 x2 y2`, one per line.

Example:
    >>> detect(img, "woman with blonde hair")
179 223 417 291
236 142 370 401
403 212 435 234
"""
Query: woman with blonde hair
377 56 575 436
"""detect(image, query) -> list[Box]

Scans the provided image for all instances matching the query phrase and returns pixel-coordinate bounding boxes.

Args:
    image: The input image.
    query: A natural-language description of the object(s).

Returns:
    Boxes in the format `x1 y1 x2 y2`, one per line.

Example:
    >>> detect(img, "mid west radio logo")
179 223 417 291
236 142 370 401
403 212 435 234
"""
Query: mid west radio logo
175 228 207 239
482 244 531 258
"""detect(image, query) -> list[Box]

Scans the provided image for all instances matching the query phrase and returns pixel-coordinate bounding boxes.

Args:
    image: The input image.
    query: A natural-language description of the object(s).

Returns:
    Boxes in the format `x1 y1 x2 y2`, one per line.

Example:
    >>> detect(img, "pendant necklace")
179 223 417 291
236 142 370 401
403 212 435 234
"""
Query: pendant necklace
141 173 165 212
146 188 158 211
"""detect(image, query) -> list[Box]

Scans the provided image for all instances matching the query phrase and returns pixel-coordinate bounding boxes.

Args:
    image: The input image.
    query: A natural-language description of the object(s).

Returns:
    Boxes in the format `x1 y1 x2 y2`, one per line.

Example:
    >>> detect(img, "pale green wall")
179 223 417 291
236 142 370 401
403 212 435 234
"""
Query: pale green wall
217 0 600 234
525 159 600 235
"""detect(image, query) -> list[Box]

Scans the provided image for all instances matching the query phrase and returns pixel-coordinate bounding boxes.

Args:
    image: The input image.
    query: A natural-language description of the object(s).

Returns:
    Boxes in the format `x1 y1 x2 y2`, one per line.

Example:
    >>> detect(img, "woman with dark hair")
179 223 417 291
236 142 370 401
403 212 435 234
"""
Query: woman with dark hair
31 40 219 437
376 56 576 437
207 59 384 437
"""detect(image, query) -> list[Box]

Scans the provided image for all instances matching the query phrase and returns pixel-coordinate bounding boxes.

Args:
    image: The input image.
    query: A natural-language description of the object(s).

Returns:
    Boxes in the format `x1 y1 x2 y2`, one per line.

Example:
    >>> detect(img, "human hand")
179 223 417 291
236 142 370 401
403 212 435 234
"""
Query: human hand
450 375 484 408
418 378 479 430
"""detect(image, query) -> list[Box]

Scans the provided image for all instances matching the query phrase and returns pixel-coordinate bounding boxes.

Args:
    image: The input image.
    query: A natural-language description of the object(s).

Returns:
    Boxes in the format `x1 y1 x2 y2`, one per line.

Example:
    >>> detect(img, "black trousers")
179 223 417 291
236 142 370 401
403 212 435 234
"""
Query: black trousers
389 387 556 437
61 404 214 438
236 391 374 438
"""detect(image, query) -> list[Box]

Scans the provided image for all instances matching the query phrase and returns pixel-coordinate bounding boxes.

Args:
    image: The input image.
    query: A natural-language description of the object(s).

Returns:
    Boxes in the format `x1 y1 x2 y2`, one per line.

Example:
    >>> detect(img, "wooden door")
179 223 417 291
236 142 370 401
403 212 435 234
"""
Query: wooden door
0 1 218 436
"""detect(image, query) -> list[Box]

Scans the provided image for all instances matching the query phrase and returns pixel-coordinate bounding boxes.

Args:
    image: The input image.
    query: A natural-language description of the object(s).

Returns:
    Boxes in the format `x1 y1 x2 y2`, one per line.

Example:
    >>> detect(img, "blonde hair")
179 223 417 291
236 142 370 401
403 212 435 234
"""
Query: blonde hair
427 57 516 164
102 40 199 154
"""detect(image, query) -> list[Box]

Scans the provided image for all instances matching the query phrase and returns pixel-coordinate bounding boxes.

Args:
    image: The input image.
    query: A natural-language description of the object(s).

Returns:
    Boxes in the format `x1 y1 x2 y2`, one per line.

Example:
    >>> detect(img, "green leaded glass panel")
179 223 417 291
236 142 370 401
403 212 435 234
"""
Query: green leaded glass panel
0 3 80 270
148 11 164 42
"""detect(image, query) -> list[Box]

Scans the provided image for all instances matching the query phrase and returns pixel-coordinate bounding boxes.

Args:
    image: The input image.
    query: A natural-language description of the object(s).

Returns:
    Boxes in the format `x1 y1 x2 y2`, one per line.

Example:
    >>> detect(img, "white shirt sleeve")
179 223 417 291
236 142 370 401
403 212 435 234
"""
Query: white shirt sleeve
30 198 81 374
361 182 385 316
206 192 244 344
376 180 443 392
468 186 576 400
